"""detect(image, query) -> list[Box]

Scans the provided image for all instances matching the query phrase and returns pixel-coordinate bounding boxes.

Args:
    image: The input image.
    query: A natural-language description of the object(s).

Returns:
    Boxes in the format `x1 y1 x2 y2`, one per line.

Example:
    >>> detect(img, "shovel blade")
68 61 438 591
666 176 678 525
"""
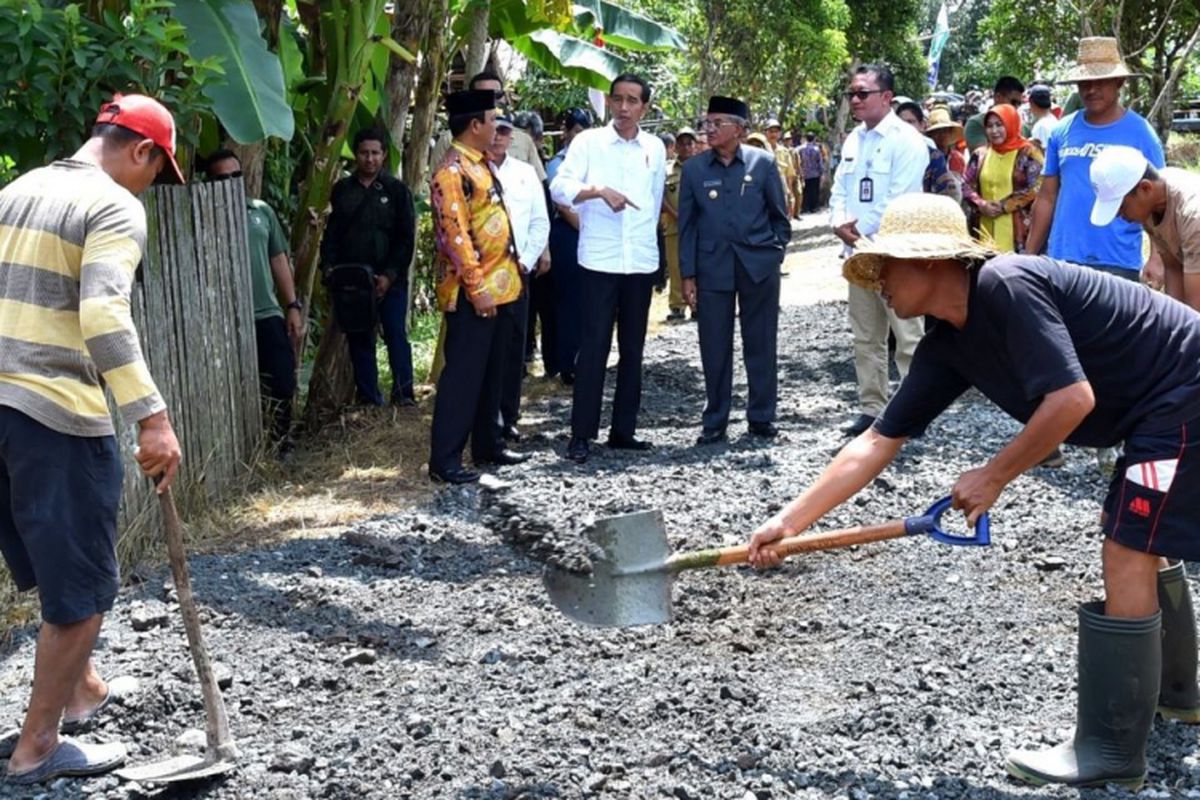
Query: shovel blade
116 754 237 784
543 509 673 627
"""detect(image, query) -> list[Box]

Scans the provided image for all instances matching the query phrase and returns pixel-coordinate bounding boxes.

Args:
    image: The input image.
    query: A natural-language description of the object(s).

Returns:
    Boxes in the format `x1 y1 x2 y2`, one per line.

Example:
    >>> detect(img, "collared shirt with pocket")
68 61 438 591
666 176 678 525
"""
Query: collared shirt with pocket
495 155 550 273
830 111 929 253
549 122 666 275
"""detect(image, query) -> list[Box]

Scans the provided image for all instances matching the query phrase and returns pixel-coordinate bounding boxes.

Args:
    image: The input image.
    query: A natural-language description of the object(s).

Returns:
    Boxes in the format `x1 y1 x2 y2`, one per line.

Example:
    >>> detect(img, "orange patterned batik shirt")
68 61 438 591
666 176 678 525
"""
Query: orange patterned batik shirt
430 142 522 311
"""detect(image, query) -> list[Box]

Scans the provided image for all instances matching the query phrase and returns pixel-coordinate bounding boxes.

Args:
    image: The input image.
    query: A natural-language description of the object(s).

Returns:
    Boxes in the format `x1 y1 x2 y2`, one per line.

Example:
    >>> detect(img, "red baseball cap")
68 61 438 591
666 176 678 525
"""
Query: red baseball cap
94 93 185 184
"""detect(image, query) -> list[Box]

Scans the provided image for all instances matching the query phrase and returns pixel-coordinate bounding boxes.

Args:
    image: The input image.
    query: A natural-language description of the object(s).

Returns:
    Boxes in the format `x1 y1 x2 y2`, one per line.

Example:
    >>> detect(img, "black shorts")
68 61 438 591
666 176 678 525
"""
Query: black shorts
1103 416 1200 561
0 406 123 624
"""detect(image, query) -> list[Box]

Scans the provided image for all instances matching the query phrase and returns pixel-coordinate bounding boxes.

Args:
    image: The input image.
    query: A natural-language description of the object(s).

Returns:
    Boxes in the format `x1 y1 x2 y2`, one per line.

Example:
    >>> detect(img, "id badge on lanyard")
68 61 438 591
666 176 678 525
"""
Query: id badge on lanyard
858 177 874 203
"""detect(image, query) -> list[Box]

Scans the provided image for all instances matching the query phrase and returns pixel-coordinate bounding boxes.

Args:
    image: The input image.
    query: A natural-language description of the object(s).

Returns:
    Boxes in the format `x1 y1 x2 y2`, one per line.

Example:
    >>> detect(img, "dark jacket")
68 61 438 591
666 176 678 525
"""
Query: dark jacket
678 145 791 291
320 172 415 282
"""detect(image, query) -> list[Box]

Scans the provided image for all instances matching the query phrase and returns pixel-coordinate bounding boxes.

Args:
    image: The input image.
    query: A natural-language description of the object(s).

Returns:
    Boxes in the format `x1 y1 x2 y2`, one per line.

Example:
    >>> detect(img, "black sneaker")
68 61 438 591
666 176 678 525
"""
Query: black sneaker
841 413 876 437
566 437 589 463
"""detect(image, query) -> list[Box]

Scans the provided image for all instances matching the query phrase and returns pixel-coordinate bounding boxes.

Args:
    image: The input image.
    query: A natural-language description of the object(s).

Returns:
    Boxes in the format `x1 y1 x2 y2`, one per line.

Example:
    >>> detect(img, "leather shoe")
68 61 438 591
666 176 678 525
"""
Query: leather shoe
429 466 480 484
475 449 529 467
391 394 417 408
566 437 589 463
841 413 876 437
695 427 726 446
748 421 778 438
502 424 522 442
606 433 653 451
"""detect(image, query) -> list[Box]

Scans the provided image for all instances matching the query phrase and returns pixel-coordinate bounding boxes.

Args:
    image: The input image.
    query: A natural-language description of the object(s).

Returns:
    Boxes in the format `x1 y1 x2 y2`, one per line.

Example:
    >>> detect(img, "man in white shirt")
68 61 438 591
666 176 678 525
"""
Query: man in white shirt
1028 85 1058 149
550 73 666 464
830 63 929 437
491 116 550 440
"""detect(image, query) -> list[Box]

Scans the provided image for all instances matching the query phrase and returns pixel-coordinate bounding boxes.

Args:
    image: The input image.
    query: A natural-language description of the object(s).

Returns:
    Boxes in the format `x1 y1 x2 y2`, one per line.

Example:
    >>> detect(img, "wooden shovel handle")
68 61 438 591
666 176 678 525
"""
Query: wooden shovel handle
159 487 239 761
666 520 909 572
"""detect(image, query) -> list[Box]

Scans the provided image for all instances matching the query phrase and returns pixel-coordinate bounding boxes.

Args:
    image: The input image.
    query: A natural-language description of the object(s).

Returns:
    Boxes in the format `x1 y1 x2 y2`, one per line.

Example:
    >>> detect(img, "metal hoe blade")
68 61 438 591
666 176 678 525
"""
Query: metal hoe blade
543 509 673 627
115 754 238 784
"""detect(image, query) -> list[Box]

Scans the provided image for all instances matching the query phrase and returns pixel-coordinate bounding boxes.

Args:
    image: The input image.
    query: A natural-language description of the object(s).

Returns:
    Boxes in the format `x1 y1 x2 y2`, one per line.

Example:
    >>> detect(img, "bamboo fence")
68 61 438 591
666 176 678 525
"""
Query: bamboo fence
113 180 263 561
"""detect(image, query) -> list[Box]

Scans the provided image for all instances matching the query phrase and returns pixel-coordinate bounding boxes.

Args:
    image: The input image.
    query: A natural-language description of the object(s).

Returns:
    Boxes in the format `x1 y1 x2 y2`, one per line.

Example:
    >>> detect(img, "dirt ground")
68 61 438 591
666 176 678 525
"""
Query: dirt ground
2 214 1199 800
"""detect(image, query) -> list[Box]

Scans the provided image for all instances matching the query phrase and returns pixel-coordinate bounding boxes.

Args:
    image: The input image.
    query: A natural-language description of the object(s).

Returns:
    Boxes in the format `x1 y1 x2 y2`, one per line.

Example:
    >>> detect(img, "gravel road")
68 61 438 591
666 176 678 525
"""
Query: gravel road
2 258 1199 799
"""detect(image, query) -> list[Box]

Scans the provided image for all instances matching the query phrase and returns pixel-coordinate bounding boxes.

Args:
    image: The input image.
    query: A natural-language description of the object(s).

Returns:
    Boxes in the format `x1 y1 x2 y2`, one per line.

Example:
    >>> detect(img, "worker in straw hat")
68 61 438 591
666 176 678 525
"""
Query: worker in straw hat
1025 37 1165 283
747 192 1200 789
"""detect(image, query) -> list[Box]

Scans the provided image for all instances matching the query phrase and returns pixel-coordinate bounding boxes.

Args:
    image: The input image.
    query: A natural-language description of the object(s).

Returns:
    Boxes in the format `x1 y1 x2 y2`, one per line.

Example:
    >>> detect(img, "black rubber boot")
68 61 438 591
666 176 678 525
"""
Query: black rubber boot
1158 560 1200 723
1005 601 1160 789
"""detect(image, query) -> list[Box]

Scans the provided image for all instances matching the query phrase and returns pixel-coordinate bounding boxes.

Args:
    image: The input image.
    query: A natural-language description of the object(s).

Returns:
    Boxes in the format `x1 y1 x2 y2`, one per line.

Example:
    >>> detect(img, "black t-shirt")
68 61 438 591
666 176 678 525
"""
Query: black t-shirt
876 255 1200 447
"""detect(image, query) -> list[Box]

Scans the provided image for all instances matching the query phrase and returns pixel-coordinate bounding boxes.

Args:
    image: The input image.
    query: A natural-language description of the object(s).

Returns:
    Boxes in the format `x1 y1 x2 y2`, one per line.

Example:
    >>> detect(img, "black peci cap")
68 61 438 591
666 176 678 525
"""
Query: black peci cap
707 95 750 120
446 89 497 117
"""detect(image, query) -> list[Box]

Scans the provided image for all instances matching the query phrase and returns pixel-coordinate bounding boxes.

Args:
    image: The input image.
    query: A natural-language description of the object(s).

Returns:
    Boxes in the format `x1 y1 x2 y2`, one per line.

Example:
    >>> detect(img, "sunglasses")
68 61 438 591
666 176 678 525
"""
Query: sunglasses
209 170 243 182
844 90 885 101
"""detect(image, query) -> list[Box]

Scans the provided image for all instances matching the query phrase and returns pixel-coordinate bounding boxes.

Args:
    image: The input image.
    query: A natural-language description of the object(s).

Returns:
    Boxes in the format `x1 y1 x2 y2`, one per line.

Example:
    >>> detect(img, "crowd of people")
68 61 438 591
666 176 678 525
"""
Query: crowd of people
2 26 1200 790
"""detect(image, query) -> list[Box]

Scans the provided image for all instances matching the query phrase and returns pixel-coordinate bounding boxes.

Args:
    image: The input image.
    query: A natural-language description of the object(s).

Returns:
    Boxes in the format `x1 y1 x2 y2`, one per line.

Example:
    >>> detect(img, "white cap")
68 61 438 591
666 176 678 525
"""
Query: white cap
1089 145 1149 226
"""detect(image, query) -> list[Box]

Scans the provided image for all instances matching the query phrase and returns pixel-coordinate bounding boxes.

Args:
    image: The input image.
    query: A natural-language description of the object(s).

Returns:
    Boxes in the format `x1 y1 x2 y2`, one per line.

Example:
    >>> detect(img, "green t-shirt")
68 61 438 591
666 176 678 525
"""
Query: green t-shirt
246 199 287 321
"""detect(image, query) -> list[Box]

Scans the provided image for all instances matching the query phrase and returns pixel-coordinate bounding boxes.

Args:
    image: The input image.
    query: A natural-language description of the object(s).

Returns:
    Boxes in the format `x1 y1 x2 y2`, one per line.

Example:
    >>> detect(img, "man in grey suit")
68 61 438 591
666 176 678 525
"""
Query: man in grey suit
679 95 792 445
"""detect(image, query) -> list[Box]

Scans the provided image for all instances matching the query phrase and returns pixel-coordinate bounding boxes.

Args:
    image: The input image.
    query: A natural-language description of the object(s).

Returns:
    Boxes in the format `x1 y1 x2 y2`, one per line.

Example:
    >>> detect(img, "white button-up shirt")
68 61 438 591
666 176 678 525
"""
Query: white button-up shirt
495 154 549 274
830 111 929 253
549 122 666 274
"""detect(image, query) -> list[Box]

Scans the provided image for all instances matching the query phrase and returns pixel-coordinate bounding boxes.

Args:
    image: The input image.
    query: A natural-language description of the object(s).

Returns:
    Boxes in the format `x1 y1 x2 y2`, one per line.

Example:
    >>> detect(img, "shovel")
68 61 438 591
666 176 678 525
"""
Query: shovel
544 495 989 628
115 486 239 784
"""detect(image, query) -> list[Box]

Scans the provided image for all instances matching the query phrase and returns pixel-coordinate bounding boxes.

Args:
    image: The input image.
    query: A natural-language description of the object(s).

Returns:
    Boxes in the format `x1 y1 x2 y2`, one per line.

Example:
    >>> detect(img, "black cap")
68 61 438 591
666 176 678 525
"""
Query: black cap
707 95 749 120
446 89 496 117
1028 85 1052 109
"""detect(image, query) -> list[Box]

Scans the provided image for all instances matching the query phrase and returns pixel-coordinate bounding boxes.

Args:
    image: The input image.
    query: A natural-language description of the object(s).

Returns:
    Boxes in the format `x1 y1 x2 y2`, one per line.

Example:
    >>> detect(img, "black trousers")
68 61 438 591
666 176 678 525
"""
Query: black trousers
571 269 655 441
550 218 581 380
802 177 822 213
255 316 297 443
502 274 531 428
697 260 779 431
529 270 558 375
429 292 515 473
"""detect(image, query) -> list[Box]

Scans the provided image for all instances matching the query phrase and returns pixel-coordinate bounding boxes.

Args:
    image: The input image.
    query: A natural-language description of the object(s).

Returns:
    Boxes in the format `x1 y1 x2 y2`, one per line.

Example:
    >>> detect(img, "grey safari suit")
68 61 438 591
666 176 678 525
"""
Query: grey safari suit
678 143 791 431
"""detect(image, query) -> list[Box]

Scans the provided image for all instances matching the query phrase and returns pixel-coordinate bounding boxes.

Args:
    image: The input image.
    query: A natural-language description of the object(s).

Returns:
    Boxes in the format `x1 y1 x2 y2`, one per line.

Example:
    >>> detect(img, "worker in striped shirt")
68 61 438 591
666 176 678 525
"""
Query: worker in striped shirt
0 94 182 784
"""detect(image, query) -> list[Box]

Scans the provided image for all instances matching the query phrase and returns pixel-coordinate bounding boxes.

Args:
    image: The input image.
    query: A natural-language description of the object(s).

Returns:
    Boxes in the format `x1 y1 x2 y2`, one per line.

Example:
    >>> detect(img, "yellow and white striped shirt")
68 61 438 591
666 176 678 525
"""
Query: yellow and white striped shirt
0 159 164 436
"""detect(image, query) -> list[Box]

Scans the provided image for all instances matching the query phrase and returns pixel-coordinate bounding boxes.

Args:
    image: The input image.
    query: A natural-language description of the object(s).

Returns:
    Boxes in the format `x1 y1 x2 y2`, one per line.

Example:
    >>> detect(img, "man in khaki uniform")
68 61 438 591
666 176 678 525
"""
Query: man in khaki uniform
764 118 798 218
1091 145 1200 308
429 71 546 181
660 127 697 321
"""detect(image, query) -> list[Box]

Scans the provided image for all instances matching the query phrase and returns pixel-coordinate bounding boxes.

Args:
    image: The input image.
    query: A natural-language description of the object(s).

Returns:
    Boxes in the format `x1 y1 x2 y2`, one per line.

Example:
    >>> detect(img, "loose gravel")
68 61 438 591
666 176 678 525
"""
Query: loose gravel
2 299 1199 800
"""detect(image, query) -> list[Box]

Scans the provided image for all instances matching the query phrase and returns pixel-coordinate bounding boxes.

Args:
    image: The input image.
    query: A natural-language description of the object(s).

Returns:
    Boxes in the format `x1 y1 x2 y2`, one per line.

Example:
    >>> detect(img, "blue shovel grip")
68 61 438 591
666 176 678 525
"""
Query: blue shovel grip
903 495 990 546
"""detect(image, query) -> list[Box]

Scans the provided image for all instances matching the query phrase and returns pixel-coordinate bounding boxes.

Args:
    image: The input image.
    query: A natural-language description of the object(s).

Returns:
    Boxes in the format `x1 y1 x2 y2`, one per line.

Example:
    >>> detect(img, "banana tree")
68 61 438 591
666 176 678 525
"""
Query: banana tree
452 0 685 90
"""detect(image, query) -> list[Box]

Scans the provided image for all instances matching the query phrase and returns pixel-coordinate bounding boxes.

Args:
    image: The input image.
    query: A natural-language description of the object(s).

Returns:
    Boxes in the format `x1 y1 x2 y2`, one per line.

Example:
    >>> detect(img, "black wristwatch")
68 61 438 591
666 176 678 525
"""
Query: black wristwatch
285 300 304 312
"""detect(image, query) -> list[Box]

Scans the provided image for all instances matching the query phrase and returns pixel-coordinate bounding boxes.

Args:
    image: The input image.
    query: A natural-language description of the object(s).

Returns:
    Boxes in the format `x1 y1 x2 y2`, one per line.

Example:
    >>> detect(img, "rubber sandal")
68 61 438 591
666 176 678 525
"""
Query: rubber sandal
60 675 139 734
6 737 126 784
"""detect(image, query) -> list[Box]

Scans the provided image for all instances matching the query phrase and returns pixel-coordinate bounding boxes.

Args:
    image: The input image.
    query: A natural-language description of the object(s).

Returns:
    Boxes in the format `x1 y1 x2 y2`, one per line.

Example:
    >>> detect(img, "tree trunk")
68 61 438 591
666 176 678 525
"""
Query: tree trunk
228 141 267 199
291 1 391 425
464 0 491 79
403 0 451 192
385 0 429 152
1148 20 1200 145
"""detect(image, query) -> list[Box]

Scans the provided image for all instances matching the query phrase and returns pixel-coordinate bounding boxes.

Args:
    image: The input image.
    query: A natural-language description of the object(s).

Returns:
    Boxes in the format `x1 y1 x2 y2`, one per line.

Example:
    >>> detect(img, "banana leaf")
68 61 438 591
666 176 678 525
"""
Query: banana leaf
511 28 627 90
173 0 294 143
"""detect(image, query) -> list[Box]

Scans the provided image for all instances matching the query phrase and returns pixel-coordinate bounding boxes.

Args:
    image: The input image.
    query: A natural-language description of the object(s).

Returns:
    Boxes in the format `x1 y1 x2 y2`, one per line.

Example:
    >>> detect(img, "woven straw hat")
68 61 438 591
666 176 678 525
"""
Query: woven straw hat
1057 37 1144 84
843 194 997 290
924 107 963 139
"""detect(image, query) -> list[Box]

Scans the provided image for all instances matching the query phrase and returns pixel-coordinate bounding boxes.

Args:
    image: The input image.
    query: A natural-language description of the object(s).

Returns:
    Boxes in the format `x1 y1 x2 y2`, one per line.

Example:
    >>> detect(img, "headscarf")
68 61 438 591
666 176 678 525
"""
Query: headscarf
984 104 1031 154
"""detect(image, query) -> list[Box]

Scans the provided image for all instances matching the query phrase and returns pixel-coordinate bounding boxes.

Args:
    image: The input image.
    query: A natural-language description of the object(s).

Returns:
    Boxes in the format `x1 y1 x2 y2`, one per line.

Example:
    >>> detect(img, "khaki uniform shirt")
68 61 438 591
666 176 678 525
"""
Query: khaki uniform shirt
662 159 682 236
1145 167 1200 273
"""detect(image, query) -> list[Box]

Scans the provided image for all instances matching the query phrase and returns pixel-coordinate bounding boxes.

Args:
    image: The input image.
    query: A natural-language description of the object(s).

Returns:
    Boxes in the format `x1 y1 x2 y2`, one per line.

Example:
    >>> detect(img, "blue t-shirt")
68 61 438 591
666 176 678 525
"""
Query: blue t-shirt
1043 109 1164 270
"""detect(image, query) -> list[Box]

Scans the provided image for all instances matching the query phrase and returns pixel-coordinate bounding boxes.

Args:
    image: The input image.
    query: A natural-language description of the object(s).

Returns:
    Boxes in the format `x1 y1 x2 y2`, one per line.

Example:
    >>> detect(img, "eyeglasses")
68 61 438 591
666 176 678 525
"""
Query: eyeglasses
844 90 885 101
699 119 740 131
208 170 243 182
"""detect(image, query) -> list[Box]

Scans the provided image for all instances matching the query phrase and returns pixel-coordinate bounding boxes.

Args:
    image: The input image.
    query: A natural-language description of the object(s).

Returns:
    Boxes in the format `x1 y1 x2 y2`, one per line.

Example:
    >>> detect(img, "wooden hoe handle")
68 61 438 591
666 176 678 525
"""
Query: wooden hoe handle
666 520 910 572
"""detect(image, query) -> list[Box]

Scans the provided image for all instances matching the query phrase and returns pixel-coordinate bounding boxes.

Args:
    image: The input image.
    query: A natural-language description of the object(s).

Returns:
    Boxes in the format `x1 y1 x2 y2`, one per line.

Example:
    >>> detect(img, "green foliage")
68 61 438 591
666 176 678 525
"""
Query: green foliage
0 0 220 184
845 0 927 98
171 0 295 143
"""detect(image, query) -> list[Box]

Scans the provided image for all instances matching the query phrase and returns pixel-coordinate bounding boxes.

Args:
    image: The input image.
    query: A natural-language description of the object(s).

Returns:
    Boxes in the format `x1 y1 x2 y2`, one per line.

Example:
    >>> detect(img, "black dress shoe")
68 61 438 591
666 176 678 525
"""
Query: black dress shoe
841 413 876 437
695 427 727 446
475 449 530 467
560 372 575 386
606 433 653 451
502 424 522 442
748 421 778 438
566 437 589 463
391 394 417 408
429 466 480 484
